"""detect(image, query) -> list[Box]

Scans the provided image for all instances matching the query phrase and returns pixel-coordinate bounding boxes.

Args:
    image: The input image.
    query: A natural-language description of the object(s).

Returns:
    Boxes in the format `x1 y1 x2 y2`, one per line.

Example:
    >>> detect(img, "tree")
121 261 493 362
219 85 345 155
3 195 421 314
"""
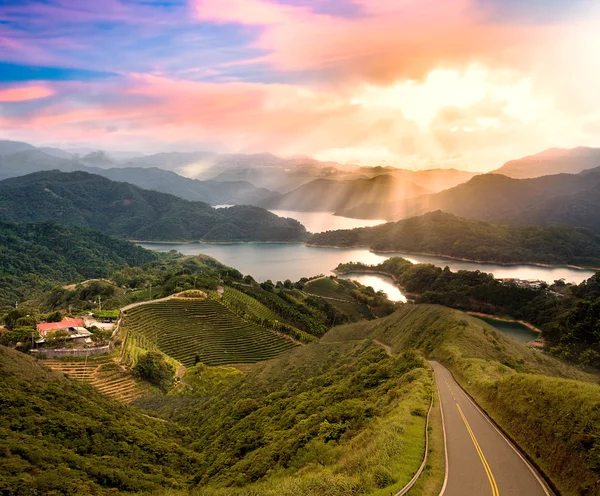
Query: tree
45 329 70 348
134 352 175 392
45 311 63 323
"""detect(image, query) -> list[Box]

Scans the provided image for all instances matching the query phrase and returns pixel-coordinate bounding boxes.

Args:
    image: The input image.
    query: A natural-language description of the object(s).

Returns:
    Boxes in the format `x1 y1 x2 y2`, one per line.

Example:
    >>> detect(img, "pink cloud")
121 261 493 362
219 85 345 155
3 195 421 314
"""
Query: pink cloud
193 0 554 84
0 85 55 102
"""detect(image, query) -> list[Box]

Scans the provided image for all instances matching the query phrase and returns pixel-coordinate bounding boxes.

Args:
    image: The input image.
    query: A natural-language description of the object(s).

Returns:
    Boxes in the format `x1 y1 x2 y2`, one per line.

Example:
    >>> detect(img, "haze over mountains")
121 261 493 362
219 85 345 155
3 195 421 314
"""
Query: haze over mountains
260 175 430 212
340 168 600 232
494 147 600 179
2 139 600 233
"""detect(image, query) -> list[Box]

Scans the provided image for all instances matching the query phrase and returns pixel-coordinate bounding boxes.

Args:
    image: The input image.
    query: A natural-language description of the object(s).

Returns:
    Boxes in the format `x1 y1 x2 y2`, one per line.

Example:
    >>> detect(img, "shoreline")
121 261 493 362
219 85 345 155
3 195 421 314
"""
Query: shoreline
131 240 304 245
465 311 542 334
309 243 599 271
132 239 599 272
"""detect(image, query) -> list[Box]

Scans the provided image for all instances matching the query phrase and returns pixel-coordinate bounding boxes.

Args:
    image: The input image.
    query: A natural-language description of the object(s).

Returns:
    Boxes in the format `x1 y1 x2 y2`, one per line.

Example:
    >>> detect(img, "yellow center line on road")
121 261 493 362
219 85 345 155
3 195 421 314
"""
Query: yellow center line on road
456 403 500 496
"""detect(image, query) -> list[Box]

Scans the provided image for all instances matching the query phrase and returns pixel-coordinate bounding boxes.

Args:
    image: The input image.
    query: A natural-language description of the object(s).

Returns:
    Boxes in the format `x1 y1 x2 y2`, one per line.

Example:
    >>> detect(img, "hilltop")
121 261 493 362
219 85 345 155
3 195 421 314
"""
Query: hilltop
0 170 308 242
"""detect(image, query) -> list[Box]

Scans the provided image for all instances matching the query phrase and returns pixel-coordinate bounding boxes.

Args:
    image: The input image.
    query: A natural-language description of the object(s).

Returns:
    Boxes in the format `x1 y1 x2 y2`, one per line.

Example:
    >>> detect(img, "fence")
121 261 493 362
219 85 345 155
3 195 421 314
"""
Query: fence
31 343 113 358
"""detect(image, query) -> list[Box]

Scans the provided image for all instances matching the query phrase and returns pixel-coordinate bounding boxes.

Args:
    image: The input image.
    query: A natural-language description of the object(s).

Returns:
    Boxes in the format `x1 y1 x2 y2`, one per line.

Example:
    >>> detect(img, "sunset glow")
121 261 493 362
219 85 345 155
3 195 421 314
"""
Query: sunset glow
1 0 599 169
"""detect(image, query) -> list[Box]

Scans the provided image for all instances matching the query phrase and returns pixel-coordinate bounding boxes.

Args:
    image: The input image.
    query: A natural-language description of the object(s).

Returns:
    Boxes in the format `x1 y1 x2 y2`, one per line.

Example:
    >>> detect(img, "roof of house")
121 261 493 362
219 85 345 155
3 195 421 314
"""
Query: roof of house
37 318 85 333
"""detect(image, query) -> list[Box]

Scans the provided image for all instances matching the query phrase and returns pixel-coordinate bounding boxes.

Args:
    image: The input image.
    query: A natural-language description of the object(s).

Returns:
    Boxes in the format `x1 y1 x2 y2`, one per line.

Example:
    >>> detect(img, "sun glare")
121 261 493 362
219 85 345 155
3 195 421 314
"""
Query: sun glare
350 66 550 128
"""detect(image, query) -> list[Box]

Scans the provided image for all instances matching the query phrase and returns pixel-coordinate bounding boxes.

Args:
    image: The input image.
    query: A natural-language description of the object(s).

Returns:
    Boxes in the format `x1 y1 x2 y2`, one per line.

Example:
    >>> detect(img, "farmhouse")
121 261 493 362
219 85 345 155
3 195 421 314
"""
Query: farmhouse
37 317 86 338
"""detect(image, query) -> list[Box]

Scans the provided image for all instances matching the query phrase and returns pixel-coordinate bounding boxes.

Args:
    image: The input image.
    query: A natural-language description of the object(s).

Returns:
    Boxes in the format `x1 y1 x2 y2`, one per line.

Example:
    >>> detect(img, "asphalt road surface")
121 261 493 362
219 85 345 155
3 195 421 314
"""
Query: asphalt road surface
429 361 551 496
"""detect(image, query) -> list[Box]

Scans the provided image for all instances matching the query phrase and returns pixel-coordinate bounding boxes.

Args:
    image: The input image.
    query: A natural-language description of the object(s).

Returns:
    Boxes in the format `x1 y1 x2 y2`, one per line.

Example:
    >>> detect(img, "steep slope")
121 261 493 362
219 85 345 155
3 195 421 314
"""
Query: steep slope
0 171 308 242
494 147 600 178
0 345 199 494
261 175 430 212
309 211 600 266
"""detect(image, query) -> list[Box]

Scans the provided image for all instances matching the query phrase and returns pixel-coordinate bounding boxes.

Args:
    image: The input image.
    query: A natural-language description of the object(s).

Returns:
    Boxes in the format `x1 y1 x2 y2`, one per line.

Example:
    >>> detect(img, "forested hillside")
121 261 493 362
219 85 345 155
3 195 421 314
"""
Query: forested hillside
311 211 600 266
0 222 158 306
0 171 307 242
0 346 199 494
337 171 600 232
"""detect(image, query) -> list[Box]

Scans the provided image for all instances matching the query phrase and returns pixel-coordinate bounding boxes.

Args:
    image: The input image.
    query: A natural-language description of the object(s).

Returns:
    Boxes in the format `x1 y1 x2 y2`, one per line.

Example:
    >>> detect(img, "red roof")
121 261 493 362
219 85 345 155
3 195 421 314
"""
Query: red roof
37 318 85 333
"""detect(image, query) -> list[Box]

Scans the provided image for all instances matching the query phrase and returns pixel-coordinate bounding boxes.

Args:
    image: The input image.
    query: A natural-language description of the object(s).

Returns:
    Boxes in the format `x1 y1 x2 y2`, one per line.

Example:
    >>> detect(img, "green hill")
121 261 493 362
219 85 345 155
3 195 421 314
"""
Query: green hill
0 170 307 242
120 298 298 367
0 221 158 306
0 345 199 494
136 340 433 495
324 304 600 495
310 211 600 266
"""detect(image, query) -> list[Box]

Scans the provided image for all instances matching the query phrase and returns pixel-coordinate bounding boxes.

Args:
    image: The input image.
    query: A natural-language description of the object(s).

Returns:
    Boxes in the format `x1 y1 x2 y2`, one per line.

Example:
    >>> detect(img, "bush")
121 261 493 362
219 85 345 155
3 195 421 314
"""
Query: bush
133 351 175 392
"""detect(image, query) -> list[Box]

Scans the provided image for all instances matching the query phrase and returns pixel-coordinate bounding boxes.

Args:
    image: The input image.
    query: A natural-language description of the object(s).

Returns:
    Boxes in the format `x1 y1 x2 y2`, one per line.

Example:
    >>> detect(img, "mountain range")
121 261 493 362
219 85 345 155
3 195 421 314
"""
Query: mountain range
260 175 430 212
0 170 307 242
493 147 600 178
338 168 600 232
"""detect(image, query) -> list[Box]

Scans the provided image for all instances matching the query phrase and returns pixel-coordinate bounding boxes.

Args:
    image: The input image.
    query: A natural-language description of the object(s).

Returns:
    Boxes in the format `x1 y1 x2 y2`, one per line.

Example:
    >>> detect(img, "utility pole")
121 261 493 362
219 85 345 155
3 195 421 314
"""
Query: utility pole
149 283 152 300
98 295 102 311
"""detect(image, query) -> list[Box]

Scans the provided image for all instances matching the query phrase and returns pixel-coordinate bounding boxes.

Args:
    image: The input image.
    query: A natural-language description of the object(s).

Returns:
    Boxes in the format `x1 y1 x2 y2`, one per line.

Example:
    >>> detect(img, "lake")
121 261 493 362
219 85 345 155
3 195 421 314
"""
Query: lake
269 210 386 233
138 242 595 298
475 316 540 345
338 272 407 302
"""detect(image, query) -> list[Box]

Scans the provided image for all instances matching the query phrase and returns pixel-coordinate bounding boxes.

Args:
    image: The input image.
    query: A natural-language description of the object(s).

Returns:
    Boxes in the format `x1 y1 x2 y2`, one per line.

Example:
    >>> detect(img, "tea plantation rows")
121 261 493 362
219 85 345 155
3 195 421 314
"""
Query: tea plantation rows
121 299 298 367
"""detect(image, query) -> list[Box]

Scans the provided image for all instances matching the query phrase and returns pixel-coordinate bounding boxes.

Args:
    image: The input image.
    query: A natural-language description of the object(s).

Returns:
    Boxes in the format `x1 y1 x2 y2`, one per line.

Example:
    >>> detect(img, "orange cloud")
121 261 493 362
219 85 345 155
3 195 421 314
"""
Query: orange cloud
0 85 54 102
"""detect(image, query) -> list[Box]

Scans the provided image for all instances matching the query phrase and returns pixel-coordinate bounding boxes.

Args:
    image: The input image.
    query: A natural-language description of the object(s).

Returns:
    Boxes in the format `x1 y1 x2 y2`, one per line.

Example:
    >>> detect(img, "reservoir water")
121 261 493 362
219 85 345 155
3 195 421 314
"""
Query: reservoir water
138 242 595 299
474 317 539 344
269 210 386 233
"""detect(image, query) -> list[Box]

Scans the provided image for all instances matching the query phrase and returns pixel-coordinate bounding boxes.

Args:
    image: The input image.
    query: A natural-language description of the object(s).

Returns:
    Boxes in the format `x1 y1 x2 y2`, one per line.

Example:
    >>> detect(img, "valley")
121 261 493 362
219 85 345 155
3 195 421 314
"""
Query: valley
4 3 600 494
1 141 600 496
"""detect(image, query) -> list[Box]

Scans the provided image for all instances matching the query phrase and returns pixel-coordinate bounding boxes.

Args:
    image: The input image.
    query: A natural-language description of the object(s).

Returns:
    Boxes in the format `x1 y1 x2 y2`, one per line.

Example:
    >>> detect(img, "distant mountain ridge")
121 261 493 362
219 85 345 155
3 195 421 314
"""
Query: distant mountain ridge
260 175 430 212
0 170 307 242
493 147 600 178
337 169 600 232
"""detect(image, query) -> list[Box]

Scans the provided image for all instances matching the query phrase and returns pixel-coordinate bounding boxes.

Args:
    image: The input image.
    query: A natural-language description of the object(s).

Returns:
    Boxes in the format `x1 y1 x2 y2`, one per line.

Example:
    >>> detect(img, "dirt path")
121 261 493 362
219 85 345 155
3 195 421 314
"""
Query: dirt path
374 339 392 356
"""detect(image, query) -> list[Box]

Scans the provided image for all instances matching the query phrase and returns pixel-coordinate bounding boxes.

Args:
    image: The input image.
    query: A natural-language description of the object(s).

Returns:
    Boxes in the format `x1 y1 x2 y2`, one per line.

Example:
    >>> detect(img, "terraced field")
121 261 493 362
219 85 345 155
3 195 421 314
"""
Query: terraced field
121 299 298 367
218 286 279 321
40 356 147 403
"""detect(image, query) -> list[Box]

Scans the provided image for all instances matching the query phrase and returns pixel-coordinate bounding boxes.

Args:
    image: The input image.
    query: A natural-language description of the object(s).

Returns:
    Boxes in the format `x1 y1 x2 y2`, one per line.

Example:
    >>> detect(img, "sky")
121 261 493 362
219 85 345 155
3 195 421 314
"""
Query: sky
0 0 599 170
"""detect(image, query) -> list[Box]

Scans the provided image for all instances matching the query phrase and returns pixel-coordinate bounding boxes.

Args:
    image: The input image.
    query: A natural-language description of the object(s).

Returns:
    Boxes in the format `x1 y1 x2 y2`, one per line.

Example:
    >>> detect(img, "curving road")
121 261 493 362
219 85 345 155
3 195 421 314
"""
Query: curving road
429 361 552 496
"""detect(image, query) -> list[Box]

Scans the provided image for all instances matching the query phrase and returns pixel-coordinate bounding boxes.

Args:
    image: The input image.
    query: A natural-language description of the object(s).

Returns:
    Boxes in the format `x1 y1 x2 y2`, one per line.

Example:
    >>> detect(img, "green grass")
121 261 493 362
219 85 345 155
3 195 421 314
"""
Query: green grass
304 277 373 321
137 341 433 496
324 304 600 496
121 299 298 367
